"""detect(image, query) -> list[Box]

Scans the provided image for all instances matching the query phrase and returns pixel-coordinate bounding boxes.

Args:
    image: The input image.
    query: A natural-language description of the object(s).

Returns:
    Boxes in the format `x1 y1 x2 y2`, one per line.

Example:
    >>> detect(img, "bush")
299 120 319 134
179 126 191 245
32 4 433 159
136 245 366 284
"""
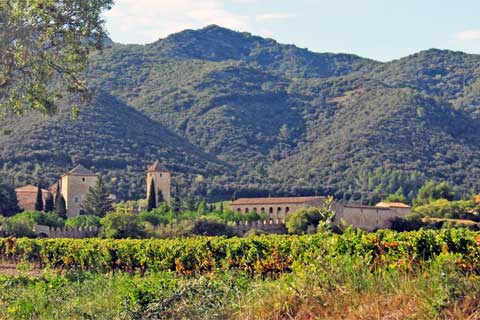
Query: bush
0 215 35 237
100 212 146 239
65 215 101 228
190 218 235 237
286 206 334 234
139 211 169 226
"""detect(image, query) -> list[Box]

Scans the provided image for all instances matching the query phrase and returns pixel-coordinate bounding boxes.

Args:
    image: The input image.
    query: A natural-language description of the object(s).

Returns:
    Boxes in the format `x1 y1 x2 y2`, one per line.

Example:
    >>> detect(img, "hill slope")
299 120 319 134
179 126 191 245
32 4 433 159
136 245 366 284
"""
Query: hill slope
1 25 480 201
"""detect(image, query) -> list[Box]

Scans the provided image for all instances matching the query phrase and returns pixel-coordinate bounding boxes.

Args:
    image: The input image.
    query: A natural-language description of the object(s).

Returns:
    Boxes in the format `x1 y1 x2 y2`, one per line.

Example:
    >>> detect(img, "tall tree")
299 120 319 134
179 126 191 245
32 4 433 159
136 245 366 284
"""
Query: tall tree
56 195 67 219
0 181 20 216
157 190 165 205
0 0 113 116
147 180 156 211
81 177 113 217
44 193 54 212
34 185 43 211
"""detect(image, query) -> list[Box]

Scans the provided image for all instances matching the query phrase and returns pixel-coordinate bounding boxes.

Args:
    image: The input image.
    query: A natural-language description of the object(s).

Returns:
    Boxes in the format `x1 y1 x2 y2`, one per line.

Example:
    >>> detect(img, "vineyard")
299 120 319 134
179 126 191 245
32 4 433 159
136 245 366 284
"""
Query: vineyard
1 228 480 276
1 229 480 318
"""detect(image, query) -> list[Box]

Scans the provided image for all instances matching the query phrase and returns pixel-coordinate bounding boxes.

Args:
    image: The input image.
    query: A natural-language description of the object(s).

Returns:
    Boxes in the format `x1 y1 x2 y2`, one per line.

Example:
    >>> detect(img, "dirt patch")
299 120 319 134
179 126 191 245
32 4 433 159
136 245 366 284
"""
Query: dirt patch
0 261 43 277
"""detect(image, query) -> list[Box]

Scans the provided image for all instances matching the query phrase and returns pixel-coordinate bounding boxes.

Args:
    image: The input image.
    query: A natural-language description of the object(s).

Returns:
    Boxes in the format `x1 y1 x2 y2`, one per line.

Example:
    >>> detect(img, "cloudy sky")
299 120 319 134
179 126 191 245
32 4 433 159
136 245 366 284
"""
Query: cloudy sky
104 0 480 61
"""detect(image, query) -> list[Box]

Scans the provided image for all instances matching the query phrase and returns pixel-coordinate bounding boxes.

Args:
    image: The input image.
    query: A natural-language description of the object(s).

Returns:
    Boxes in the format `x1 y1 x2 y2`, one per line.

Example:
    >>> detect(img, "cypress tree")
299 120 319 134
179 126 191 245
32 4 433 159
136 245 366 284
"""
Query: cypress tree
0 180 21 217
34 185 44 212
81 177 114 217
56 195 67 219
44 193 54 212
147 180 157 211
220 202 224 213
54 182 61 204
157 190 164 205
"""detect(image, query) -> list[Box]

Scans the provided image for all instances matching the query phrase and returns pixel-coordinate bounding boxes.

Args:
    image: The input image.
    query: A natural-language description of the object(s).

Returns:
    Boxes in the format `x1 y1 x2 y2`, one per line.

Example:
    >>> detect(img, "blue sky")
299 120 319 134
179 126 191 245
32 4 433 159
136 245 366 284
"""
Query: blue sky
104 0 480 61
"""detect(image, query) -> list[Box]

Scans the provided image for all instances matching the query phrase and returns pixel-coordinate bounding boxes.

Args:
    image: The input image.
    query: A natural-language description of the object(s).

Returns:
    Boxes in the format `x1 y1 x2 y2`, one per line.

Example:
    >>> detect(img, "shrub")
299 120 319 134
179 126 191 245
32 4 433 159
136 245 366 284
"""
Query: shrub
190 218 235 237
65 215 101 228
100 212 146 239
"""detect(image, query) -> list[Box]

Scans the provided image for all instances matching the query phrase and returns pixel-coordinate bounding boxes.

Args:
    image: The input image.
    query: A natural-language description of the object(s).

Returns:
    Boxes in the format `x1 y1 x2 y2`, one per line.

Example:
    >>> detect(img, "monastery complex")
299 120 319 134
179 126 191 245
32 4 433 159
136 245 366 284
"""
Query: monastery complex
16 161 411 232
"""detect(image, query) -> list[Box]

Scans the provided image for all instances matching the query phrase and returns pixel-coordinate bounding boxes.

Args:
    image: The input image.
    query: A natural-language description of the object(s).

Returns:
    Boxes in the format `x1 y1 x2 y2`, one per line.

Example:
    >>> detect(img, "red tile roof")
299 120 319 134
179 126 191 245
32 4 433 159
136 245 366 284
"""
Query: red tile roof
231 196 324 206
63 164 96 176
375 202 411 208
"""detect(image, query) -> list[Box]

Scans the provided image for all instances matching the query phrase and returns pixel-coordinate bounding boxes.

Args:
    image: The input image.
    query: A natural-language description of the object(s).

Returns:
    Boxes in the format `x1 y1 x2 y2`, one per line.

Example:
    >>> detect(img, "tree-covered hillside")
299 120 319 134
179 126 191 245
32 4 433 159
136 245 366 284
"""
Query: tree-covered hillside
1 25 479 201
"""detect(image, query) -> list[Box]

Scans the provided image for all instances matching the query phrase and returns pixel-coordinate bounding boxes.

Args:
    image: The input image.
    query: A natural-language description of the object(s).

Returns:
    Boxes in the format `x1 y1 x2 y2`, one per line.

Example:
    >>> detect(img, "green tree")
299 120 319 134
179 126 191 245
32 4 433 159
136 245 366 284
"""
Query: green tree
100 212 146 239
415 181 456 206
157 190 165 206
197 199 207 215
55 195 67 219
0 0 113 116
44 193 54 212
34 185 43 211
0 181 20 216
285 197 335 234
147 180 156 211
384 187 408 204
81 177 113 217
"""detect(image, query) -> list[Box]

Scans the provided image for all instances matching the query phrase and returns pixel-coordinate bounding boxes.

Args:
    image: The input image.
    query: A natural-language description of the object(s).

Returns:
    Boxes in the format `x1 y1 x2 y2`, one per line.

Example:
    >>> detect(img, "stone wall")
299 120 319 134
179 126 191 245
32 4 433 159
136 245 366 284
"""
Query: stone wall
34 224 99 238
229 220 288 235
334 205 411 231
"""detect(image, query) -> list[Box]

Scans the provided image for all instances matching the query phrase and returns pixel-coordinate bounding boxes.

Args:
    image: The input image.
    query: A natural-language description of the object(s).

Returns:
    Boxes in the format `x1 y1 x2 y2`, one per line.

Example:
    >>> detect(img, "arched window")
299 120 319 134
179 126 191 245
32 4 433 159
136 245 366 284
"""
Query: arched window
253 207 257 213
245 208 249 213
269 207 273 214
237 208 241 212
285 207 290 214
261 207 265 213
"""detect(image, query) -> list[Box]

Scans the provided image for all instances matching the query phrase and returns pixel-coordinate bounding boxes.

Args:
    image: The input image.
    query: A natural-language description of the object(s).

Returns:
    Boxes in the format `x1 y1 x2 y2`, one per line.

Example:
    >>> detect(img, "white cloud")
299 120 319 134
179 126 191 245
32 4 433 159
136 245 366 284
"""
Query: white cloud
255 13 295 22
104 0 250 44
455 29 480 40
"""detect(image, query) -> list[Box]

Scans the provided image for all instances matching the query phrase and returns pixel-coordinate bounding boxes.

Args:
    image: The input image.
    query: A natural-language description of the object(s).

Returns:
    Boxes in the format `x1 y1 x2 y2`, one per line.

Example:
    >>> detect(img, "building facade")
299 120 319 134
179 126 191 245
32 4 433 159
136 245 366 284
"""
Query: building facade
53 164 98 217
146 160 171 203
231 196 325 222
231 196 411 231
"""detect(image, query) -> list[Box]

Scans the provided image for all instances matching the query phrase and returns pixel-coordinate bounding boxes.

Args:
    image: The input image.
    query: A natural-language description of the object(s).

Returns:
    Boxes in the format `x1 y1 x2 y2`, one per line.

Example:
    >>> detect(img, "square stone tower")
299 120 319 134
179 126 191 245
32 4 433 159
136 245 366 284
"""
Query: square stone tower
60 164 98 217
146 160 171 204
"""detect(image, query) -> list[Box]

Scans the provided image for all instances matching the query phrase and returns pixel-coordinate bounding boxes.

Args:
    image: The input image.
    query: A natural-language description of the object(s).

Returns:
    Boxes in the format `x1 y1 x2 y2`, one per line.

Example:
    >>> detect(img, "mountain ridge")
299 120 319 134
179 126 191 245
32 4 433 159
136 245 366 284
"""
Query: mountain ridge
1 25 479 201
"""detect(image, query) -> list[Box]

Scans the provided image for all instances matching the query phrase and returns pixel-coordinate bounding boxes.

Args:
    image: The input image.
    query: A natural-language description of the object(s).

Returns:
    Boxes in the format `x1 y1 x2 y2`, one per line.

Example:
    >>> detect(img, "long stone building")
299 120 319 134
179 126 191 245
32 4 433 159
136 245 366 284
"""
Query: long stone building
231 196 325 222
15 185 51 211
231 197 411 231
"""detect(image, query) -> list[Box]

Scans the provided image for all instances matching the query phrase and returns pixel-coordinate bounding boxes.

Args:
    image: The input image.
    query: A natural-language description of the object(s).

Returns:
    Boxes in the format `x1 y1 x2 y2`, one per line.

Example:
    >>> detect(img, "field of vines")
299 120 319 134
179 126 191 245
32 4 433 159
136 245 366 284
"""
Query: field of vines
1 228 479 276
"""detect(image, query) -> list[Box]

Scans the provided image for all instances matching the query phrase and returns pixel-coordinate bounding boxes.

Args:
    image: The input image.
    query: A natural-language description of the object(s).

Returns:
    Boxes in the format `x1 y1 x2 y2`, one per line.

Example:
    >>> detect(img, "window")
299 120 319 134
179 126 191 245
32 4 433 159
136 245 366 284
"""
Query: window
74 196 79 204
82 177 85 182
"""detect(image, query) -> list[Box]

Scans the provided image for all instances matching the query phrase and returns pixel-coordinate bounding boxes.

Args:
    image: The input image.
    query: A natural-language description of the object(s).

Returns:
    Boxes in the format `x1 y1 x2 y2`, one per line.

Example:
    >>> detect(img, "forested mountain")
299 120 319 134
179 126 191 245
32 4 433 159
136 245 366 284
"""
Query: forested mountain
1 25 479 201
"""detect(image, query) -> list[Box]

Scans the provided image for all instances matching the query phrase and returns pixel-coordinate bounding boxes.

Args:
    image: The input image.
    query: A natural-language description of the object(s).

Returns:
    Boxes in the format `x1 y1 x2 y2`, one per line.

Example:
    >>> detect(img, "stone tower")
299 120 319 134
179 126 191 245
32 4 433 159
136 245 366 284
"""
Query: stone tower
146 160 171 204
59 164 97 217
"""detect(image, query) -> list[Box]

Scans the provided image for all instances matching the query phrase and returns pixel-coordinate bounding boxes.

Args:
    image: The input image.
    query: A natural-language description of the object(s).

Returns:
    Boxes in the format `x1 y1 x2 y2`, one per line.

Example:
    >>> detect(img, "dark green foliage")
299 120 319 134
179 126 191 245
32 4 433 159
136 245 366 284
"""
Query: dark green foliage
44 193 54 212
190 218 235 237
34 185 43 212
0 0 113 115
81 177 113 217
65 215 101 228
100 212 146 239
55 195 67 219
157 190 164 205
147 181 156 211
0 181 20 217
1 26 480 201
416 181 457 206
